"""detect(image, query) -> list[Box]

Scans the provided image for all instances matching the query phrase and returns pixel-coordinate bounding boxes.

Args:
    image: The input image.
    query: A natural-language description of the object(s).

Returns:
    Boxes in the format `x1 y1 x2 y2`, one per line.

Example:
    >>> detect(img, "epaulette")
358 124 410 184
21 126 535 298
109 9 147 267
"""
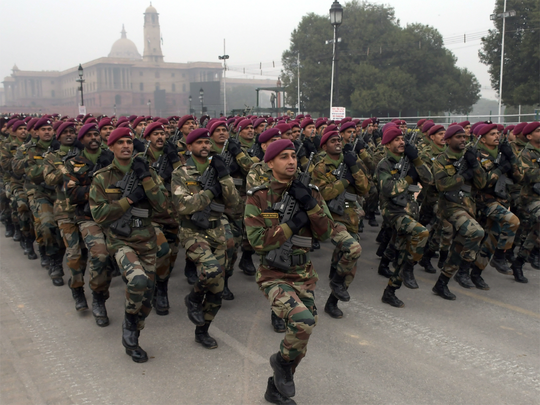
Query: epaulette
247 184 269 196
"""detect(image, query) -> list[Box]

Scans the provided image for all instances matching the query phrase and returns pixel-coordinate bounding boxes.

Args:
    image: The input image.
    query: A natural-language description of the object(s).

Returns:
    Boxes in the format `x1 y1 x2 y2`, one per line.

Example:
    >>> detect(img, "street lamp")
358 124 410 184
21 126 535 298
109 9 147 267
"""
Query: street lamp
218 42 230 116
147 99 151 116
76 63 85 108
188 95 192 114
329 1 343 115
199 88 204 115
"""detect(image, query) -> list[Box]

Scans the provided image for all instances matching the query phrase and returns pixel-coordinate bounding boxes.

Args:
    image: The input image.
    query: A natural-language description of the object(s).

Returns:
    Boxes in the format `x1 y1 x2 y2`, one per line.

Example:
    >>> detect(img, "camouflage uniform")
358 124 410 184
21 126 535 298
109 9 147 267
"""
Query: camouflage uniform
245 177 333 368
510 138 533 251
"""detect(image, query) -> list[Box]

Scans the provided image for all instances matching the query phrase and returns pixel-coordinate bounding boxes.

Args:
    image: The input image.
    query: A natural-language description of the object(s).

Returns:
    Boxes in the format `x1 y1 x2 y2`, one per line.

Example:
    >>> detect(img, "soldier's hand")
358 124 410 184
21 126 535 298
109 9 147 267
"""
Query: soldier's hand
285 210 310 234
288 179 318 211
97 151 113 167
133 138 146 153
343 143 354 153
499 142 514 159
303 139 317 156
207 181 222 198
461 167 474 181
464 148 479 168
296 143 307 159
164 141 180 164
227 138 242 157
497 155 512 174
343 151 357 168
344 169 355 185
210 155 229 178
132 157 151 180
407 165 419 183
403 143 418 160
51 140 61 151
354 137 367 153
127 185 146 205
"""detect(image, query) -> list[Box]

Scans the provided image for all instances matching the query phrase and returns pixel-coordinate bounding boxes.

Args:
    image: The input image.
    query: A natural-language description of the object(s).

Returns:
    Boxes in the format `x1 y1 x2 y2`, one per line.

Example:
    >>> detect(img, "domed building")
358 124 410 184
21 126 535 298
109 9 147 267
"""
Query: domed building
108 25 142 60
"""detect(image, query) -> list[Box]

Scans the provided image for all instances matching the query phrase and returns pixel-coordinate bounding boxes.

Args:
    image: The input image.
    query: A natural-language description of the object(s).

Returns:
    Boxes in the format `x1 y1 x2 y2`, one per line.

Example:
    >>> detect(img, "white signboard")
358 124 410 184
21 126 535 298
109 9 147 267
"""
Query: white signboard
330 106 346 120
78 106 87 115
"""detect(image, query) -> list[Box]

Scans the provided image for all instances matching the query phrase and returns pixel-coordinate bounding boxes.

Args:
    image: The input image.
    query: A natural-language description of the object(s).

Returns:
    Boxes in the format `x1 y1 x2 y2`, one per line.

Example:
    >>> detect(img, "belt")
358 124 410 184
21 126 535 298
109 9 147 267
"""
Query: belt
131 217 151 228
262 253 309 268
180 220 220 230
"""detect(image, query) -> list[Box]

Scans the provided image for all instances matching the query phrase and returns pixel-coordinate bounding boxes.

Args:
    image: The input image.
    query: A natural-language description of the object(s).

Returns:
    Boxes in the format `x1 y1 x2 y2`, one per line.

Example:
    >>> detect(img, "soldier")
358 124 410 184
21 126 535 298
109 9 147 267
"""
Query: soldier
98 117 114 149
132 117 146 138
376 126 432 307
171 128 240 349
244 139 333 405
90 127 169 362
311 130 368 319
431 125 487 300
64 123 114 326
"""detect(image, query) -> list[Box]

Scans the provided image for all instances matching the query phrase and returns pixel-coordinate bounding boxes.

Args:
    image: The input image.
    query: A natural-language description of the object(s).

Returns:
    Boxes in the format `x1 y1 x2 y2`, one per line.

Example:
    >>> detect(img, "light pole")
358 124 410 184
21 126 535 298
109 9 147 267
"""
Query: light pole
147 99 151 116
188 95 192 114
218 39 229 116
199 88 204 116
329 1 343 115
76 63 85 108
490 2 516 123
113 104 117 116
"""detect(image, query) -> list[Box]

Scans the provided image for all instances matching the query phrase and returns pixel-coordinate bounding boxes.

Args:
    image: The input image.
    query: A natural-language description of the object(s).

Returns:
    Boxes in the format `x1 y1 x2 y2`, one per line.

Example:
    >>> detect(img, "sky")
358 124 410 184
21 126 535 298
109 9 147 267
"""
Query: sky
1 0 499 100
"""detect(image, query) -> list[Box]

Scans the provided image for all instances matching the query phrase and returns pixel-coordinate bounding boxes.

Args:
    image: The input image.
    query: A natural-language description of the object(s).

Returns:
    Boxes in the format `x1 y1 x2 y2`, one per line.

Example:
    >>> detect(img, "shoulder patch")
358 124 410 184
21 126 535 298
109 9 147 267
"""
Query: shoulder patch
261 212 279 219
247 184 269 196
105 188 122 193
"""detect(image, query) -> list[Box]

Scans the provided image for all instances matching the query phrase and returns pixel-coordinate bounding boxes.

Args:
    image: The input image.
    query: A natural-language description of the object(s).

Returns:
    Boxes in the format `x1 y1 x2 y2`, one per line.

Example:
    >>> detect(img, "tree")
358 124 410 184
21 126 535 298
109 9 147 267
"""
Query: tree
281 1 481 117
479 0 540 107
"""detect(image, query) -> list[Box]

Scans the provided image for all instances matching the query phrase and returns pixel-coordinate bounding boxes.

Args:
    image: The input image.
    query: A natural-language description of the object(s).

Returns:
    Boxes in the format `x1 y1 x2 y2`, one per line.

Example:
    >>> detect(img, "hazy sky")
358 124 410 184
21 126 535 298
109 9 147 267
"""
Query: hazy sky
1 0 499 100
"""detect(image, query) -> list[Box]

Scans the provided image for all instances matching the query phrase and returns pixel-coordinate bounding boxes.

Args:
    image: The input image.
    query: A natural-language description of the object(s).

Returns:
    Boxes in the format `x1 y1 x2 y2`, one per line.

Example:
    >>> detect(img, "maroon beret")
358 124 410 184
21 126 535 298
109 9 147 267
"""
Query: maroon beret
473 124 485 136
34 117 53 131
107 127 134 146
324 124 338 134
382 122 398 133
98 118 113 130
209 121 227 136
76 114 84 120
289 121 300 129
53 121 63 131
144 122 165 138
23 116 32 123
320 130 340 147
422 121 435 133
253 118 267 129
522 122 540 136
267 117 275 125
470 122 483 134
6 118 18 129
116 117 129 126
503 125 515 135
82 113 93 123
145 116 153 121
315 119 327 129
259 128 282 144
296 114 305 120
237 119 252 131
158 118 169 125
428 125 445 136
78 123 99 140
496 124 504 132
12 120 26 132
417 119 427 127
132 117 146 128
276 123 291 134
85 117 97 124
300 118 314 129
457 120 470 128
117 122 130 129
513 122 528 135
361 118 373 129
444 125 465 140
352 119 360 125
27 118 38 131
381 126 403 145
339 121 356 132
57 122 75 138
186 128 210 144
128 115 138 122
226 117 235 127
477 123 497 136
264 139 295 163
341 117 352 124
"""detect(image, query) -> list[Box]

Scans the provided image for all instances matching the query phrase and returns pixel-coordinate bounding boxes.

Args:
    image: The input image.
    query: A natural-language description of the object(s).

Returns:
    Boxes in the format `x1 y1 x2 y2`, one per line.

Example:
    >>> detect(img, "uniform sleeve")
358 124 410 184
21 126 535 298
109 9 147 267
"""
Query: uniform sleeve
433 158 465 192
472 161 487 190
311 161 348 201
25 150 46 184
235 151 255 175
0 144 13 172
64 160 90 205
305 190 333 242
376 161 410 198
412 157 433 185
142 169 168 214
171 166 213 215
43 153 66 186
350 159 369 195
12 147 27 177
89 173 130 226
219 174 241 208
520 149 540 184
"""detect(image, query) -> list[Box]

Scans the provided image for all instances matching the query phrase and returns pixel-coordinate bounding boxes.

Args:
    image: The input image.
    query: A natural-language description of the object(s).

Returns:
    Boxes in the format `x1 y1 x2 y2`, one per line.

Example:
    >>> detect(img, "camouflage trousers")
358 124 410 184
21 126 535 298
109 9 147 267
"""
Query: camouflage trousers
31 196 62 256
427 204 453 253
28 194 42 245
12 189 34 238
224 216 241 276
152 223 171 282
115 245 156 327
331 222 362 288
79 221 112 296
518 201 540 259
364 185 379 216
155 224 180 282
58 219 87 289
179 223 226 323
388 215 429 289
441 210 485 278
0 187 10 222
513 200 532 247
262 280 317 367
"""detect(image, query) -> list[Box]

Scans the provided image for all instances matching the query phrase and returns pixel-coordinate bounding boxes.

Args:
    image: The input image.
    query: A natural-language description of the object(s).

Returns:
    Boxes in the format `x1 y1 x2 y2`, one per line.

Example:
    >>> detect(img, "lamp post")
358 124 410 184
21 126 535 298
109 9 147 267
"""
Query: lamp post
199 88 204 115
329 1 343 115
76 63 85 108
147 99 151 116
188 95 192 114
219 39 229 116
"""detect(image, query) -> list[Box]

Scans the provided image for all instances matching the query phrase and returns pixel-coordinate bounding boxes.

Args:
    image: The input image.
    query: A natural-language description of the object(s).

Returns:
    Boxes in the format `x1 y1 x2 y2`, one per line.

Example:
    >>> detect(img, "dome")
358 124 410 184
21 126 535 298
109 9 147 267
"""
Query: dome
145 3 157 13
108 25 142 60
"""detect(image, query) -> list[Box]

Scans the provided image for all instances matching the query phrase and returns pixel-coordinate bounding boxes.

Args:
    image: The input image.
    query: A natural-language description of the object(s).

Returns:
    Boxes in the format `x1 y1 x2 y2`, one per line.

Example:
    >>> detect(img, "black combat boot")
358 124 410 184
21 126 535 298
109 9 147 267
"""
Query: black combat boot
49 253 64 286
26 237 37 260
92 291 109 327
505 245 516 264
381 286 404 308
270 352 295 398
470 264 490 290
358 219 364 233
70 283 88 311
529 247 540 270
222 274 234 301
329 273 350 302
399 261 418 289
419 249 437 273
328 264 337 280
437 250 449 269
454 261 475 288
271 311 286 333
264 377 297 405
154 280 170 314
375 227 387 244
185 289 205 326
511 256 528 283
377 256 393 278
39 245 49 268
432 273 456 300
122 312 148 363
184 258 198 285
195 322 218 349
490 249 513 275
12 224 21 242
367 214 378 227
4 220 14 238
324 293 343 318
239 249 257 275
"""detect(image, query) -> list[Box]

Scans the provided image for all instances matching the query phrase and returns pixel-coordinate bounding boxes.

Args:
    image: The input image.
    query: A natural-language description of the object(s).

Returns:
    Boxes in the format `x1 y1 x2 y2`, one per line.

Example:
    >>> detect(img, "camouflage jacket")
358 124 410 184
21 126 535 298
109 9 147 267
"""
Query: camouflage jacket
375 150 433 221
43 146 78 220
311 152 369 233
510 138 528 156
418 141 445 207
518 143 540 207
89 159 168 254
432 148 487 218
244 177 333 286
246 161 272 190
13 139 56 200
1 137 25 193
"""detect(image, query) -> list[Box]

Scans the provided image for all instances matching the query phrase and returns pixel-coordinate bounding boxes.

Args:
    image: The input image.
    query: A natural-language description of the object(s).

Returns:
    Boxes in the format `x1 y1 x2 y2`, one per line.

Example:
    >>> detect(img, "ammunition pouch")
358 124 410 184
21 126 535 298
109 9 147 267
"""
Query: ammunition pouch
131 207 150 218
291 235 313 248
444 184 471 203
493 175 514 200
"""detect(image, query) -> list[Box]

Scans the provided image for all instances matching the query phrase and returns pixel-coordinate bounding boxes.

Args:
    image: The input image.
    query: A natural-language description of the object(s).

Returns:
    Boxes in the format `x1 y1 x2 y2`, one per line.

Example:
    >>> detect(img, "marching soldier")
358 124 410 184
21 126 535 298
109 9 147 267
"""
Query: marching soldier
98 117 114 148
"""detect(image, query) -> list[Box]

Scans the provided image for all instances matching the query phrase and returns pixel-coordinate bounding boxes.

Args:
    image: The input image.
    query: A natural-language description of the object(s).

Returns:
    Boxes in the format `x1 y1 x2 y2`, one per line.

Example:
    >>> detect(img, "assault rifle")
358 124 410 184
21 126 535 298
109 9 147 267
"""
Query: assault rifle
265 152 315 272
110 142 150 237
153 128 181 179
327 137 360 216
247 122 267 159
493 132 514 199
392 132 420 207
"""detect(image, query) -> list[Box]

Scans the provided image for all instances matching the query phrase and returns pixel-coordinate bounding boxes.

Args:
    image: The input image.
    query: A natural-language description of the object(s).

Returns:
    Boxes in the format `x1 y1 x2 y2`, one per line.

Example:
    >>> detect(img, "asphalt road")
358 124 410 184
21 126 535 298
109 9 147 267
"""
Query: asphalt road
1 223 539 405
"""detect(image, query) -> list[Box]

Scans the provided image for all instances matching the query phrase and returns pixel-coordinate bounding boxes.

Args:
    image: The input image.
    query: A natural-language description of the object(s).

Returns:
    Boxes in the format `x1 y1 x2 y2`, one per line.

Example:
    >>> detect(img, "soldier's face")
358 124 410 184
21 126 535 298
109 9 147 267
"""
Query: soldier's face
59 127 76 146
211 126 228 145
400 124 407 132
526 127 540 147
323 136 343 156
261 137 281 152
305 125 316 139
318 124 327 135
135 122 146 136
181 120 196 136
76 122 83 131
366 124 373 134
188 139 211 159
82 130 101 152
447 133 468 151
429 130 446 147
268 150 297 182
240 125 254 140
507 130 516 142
481 129 500 148
111 137 134 161
387 136 405 155
15 126 27 140
281 130 293 140
291 127 301 140
100 125 114 142
342 129 354 144
149 130 166 150
255 124 266 135
464 125 471 135
38 125 54 142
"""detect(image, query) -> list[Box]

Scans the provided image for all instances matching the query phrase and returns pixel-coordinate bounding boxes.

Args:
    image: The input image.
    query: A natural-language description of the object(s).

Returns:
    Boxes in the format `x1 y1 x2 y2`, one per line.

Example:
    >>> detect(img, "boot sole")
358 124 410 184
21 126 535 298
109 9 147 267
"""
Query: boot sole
125 348 148 363
76 306 89 312
155 309 169 316
381 298 404 308
269 354 295 398
195 338 218 349
324 308 343 319
432 289 456 300
184 295 206 326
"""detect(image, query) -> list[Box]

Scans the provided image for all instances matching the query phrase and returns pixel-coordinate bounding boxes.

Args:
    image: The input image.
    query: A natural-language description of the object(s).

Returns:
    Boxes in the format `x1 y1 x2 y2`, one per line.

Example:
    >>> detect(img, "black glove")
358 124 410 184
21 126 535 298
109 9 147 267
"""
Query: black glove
73 140 84 150
164 141 180 164
207 181 222 198
210 155 229 178
133 138 146 153
461 167 474 181
51 140 61 150
228 160 240 175
404 143 418 161
97 151 113 167
343 151 357 168
227 138 242 157
303 139 317 156
296 141 307 159
132 156 151 180
127 184 146 205
344 169 355 185
499 141 514 159
464 148 479 168
497 155 512 174
286 210 310 234
354 137 366 153
407 165 419 183
288 179 318 211
343 143 353 153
